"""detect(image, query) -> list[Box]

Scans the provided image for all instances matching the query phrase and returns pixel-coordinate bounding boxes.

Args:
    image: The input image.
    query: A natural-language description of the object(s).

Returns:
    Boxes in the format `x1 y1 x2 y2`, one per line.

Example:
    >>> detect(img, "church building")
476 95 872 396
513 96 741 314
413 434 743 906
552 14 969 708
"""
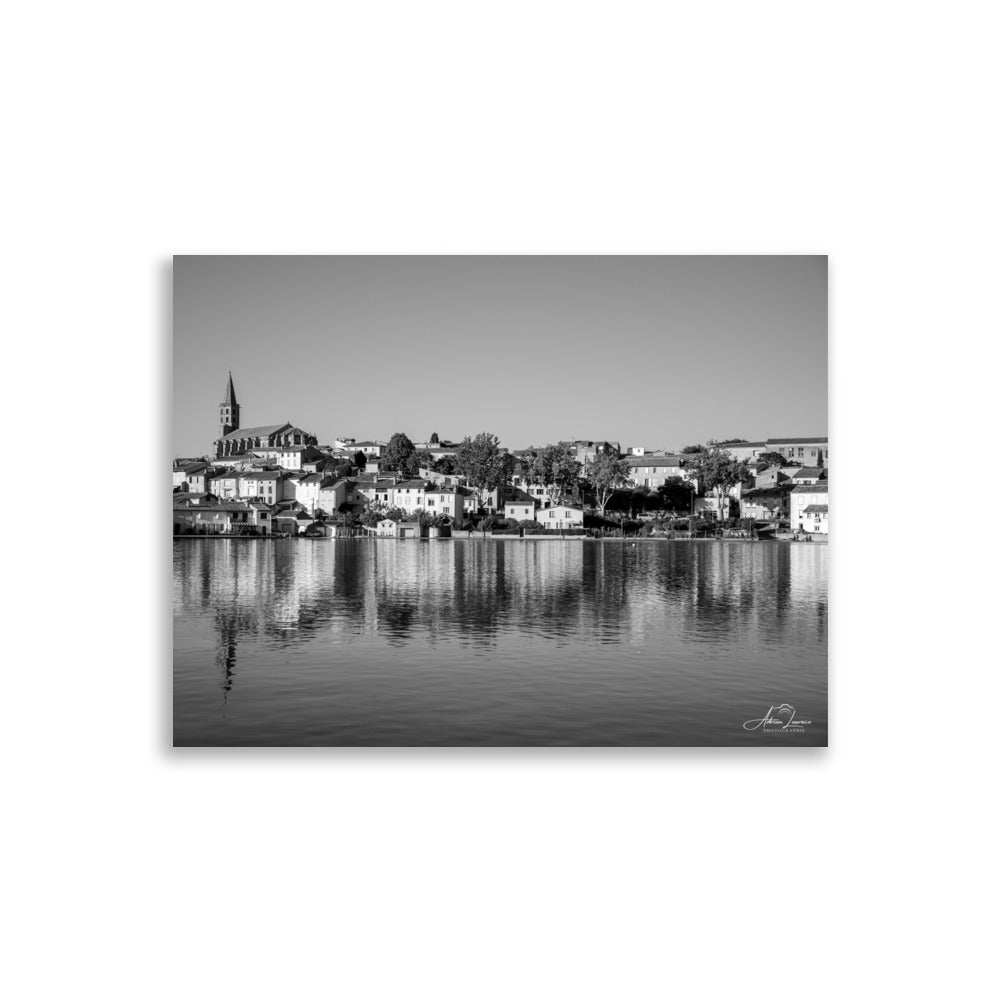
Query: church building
213 373 318 458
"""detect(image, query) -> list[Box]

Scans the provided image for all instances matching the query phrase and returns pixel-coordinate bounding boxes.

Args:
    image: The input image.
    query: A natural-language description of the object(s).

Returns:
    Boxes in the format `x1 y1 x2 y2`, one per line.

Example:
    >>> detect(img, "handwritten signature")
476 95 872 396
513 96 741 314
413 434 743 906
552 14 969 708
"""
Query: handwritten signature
743 703 812 732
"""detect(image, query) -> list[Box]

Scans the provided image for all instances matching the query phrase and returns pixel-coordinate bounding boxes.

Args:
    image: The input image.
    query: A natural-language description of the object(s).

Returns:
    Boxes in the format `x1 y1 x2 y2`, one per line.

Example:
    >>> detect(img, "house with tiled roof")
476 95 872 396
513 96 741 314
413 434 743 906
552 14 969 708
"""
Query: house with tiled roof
765 437 828 466
790 483 829 533
790 466 826 486
316 479 350 517
624 454 689 489
425 486 466 520
172 499 273 535
293 472 328 513
535 503 584 530
504 490 539 521
238 469 294 504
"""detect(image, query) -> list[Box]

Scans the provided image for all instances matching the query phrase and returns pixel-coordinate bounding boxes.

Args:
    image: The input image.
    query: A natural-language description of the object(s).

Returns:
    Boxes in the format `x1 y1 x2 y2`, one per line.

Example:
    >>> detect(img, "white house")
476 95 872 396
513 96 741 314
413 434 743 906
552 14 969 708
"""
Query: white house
316 479 349 517
238 470 292 504
535 504 584 530
790 484 829 533
789 467 825 486
389 478 431 514
504 491 538 521
624 455 690 489
424 487 465 520
510 475 552 508
294 473 326 513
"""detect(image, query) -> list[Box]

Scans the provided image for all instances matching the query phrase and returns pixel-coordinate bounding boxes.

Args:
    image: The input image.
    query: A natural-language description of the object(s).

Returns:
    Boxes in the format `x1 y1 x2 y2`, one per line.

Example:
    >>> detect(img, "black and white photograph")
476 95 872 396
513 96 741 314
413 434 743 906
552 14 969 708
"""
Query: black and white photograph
9 4 995 998
173 255 828 747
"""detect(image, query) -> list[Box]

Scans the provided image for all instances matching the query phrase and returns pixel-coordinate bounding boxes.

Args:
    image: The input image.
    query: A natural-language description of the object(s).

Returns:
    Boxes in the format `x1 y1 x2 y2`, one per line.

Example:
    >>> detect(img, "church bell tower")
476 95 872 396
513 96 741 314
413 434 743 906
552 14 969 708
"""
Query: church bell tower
220 371 240 438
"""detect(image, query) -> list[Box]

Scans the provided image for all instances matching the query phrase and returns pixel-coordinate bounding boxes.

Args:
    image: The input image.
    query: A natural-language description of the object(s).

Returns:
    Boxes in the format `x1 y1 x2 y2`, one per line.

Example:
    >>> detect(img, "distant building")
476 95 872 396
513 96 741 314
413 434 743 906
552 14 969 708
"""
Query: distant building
294 473 327 513
573 441 620 467
789 467 825 486
425 487 466 520
765 437 828 466
211 373 317 458
504 491 538 521
179 462 211 493
535 504 584 530
316 479 349 517
239 470 295 504
173 500 272 535
790 483 829 533
623 454 689 489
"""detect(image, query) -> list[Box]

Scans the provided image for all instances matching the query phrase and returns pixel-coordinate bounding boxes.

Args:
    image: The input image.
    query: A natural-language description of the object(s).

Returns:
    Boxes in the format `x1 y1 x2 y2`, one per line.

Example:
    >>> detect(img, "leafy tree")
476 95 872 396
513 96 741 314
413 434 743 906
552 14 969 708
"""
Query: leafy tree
353 449 368 468
686 441 752 518
681 444 705 454
408 449 434 477
529 442 581 505
658 475 695 513
430 432 439 444
432 455 457 476
756 451 789 468
455 432 514 510
588 451 631 514
383 432 416 471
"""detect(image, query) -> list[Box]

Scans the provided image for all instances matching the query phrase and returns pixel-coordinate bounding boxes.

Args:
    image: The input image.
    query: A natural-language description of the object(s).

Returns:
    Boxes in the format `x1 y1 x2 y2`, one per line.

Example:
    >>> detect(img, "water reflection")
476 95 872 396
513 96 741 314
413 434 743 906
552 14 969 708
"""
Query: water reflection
173 539 828 746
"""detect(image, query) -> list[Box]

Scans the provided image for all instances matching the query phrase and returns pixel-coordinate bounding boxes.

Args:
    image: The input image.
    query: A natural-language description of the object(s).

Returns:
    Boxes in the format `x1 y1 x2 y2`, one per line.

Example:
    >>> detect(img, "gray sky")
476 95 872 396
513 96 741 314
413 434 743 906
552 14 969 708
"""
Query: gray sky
173 256 826 456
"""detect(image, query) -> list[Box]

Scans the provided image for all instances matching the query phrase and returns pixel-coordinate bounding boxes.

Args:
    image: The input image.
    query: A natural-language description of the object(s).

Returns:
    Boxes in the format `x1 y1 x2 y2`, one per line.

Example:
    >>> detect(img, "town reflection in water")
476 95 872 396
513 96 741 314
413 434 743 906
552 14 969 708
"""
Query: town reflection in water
173 538 828 746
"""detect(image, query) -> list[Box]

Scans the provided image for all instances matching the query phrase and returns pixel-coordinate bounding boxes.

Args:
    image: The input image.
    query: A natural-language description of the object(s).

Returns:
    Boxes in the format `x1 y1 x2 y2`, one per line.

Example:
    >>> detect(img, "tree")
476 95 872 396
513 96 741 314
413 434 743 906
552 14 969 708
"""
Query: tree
383 432 416 471
353 449 368 468
756 451 789 468
658 476 695 513
455 432 514 510
432 455 457 476
430 432 439 444
407 449 434 477
529 442 581 505
686 441 752 519
588 451 631 515
681 444 705 454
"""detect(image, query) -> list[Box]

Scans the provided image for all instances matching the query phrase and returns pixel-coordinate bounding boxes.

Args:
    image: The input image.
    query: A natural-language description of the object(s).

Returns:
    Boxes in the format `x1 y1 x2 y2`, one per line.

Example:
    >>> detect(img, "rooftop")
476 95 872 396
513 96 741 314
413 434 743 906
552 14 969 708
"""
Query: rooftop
216 423 292 442
792 484 830 493
767 436 828 446
803 504 829 514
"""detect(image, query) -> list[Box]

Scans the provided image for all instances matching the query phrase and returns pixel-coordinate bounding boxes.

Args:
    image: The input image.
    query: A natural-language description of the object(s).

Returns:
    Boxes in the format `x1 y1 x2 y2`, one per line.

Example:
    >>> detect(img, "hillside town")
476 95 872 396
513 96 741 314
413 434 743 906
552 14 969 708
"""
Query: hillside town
173 374 829 540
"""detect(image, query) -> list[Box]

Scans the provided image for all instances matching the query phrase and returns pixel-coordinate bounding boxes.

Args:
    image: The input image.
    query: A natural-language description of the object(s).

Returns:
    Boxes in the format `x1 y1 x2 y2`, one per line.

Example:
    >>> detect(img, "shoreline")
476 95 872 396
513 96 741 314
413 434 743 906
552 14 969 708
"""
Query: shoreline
173 534 828 544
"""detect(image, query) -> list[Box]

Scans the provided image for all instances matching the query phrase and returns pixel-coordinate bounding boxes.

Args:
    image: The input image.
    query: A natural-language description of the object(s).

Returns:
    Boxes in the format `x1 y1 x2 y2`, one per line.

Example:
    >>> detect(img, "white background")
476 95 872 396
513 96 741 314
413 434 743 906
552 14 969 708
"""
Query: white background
3 3 997 998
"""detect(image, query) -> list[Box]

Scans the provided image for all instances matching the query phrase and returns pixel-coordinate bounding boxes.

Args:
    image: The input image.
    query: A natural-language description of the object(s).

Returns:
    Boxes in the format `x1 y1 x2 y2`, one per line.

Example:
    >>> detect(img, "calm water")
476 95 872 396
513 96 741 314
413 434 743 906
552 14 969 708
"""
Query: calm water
173 538 827 747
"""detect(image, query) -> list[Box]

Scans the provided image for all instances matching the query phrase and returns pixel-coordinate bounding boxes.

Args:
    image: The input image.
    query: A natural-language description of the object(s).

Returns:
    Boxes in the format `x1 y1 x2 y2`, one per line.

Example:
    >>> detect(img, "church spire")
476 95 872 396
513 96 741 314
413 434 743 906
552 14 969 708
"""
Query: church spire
223 371 238 408
219 371 240 443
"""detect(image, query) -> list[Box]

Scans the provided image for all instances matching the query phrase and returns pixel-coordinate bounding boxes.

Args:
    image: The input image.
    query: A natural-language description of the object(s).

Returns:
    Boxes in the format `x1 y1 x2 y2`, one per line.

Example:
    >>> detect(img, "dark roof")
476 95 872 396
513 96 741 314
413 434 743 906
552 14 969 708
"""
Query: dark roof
298 473 325 484
240 470 285 480
792 467 825 478
222 372 238 407
624 455 682 467
504 490 538 505
174 501 251 513
767 437 828 446
802 504 828 514
393 479 429 489
216 423 292 442
792 484 830 493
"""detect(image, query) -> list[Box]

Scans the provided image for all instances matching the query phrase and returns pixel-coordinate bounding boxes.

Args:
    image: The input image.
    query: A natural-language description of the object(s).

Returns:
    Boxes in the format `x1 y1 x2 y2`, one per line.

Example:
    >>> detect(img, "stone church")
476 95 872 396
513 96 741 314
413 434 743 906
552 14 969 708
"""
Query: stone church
213 373 318 458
